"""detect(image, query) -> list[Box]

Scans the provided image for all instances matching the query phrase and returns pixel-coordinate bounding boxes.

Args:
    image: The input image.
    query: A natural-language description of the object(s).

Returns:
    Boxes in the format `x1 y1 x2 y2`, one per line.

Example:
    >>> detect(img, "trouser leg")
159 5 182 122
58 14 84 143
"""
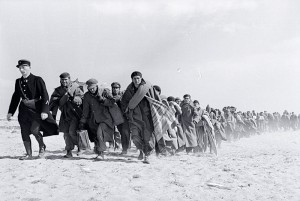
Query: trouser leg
95 123 108 153
64 119 79 151
130 126 143 151
31 121 45 155
119 122 131 151
155 138 167 155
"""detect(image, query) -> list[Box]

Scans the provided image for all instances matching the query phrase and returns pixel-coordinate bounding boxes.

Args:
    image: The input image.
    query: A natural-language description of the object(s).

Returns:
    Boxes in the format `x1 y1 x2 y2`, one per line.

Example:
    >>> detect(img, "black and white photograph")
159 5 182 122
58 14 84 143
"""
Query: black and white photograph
0 0 299 200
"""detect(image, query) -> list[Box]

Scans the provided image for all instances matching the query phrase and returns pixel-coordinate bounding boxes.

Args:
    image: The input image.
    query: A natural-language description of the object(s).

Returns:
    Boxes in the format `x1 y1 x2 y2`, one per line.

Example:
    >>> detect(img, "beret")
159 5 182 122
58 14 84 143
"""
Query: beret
193 100 199 104
111 82 121 88
183 94 191 99
167 96 175 102
16 59 31 68
131 71 142 79
59 72 70 79
175 97 181 101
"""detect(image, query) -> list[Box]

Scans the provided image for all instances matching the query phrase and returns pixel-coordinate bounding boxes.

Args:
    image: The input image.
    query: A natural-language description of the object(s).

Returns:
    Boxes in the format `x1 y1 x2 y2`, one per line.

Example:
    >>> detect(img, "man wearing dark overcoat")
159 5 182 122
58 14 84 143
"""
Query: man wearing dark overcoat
49 72 84 158
79 78 115 160
7 59 59 160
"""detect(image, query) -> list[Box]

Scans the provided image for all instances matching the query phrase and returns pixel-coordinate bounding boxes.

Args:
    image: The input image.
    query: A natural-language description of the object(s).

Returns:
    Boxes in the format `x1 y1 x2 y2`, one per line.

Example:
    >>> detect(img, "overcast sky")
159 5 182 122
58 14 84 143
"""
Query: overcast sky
1 0 300 115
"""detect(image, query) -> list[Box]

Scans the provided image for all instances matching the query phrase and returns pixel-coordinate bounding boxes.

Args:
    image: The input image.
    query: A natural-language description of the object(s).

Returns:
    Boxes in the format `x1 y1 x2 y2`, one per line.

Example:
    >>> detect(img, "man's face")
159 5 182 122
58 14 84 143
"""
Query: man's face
88 84 97 93
112 86 120 95
132 76 142 87
60 77 71 87
184 96 190 102
19 65 31 77
193 102 200 108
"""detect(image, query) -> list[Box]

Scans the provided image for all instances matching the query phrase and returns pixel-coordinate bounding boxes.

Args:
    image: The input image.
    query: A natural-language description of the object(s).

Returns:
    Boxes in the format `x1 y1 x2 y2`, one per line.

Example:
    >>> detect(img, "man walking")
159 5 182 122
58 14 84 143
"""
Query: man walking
121 71 161 164
111 82 130 155
7 59 59 160
49 72 84 158
79 78 115 160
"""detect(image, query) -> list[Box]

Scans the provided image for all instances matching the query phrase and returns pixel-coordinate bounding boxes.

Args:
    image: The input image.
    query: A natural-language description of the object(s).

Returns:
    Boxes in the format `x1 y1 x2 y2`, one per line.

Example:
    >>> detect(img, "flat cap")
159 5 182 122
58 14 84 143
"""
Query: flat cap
16 59 31 68
86 78 98 87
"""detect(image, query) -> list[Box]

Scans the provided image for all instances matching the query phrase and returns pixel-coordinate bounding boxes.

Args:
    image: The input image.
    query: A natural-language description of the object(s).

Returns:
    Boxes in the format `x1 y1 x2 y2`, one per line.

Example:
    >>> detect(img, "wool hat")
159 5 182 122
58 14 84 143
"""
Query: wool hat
16 59 31 68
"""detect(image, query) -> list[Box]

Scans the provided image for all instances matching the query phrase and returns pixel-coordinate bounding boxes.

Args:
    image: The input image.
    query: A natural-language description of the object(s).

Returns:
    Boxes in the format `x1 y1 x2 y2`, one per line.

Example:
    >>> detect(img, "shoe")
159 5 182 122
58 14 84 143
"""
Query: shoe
94 152 105 160
19 154 33 160
137 151 143 160
77 148 83 156
37 145 46 158
119 150 127 155
64 150 73 158
143 156 150 164
21 141 32 160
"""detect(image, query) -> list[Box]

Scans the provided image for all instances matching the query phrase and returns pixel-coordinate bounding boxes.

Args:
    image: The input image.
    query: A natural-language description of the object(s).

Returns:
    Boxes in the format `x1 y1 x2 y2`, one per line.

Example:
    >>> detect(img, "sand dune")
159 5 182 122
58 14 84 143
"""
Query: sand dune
0 119 299 201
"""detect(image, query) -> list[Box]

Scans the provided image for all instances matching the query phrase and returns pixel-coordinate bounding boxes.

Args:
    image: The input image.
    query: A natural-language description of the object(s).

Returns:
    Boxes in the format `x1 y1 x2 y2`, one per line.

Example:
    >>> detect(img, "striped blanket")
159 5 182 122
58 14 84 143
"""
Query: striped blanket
146 96 177 142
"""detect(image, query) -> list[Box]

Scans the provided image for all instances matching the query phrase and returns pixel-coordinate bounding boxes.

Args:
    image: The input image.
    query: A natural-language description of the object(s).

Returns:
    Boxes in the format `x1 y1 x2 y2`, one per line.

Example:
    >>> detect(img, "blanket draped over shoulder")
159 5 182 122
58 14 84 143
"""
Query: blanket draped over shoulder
146 96 178 142
123 79 176 143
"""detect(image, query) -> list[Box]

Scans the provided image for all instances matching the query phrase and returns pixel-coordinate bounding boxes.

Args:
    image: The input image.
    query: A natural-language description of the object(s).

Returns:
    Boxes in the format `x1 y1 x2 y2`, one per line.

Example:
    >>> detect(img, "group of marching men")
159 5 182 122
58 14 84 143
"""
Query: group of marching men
7 59 299 163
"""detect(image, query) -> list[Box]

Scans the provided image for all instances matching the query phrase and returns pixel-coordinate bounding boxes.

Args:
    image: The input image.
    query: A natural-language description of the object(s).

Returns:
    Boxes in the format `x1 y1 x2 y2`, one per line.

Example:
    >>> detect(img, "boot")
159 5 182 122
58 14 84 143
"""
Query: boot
19 141 33 160
35 132 46 158
37 145 46 158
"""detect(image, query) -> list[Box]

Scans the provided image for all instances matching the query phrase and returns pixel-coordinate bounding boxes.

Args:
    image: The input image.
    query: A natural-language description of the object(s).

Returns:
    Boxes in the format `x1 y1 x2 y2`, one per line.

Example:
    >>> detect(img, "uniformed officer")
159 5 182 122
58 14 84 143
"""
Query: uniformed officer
7 59 59 160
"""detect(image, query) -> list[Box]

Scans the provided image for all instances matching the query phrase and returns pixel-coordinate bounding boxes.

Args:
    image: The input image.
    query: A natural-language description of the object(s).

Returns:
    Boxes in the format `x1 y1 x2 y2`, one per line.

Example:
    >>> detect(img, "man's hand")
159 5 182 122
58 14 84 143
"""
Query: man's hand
41 113 48 120
7 113 12 121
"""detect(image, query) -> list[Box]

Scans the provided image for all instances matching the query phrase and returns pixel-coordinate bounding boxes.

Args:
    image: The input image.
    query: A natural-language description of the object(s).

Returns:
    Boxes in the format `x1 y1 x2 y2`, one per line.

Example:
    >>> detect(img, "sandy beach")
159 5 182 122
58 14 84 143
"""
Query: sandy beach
0 118 299 201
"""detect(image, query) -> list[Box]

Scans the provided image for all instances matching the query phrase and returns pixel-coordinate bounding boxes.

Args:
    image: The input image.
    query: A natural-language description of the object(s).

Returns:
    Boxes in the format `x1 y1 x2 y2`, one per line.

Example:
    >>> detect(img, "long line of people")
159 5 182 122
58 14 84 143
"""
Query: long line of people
8 60 299 163
47 71 300 164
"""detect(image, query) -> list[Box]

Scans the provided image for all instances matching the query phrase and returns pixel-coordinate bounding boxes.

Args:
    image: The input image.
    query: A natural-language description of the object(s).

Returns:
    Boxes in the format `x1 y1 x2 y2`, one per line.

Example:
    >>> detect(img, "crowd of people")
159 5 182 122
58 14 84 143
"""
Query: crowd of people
7 59 300 164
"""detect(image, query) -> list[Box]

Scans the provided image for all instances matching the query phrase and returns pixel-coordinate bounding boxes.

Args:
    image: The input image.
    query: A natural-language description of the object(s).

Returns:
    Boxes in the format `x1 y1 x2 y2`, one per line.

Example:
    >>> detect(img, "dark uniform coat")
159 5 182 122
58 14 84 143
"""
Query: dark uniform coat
8 74 59 137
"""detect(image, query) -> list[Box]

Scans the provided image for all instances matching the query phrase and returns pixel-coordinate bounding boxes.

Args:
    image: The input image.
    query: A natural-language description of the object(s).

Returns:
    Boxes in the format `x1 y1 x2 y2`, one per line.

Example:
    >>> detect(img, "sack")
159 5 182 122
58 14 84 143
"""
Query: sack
77 130 91 150
22 99 36 110
109 104 125 126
